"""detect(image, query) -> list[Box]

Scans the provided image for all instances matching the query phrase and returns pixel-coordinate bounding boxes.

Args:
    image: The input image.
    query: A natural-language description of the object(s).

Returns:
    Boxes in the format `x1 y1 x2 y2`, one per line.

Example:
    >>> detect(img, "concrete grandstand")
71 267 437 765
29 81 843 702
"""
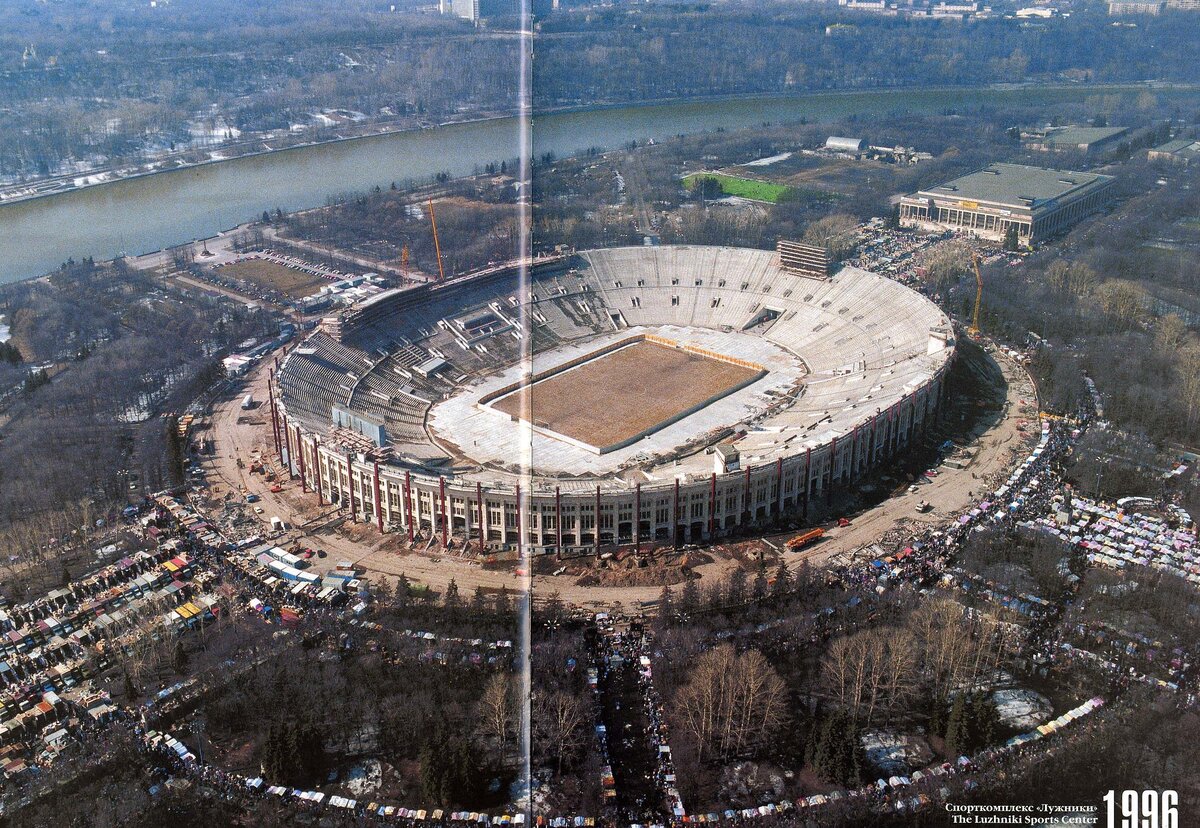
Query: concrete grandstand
271 246 954 551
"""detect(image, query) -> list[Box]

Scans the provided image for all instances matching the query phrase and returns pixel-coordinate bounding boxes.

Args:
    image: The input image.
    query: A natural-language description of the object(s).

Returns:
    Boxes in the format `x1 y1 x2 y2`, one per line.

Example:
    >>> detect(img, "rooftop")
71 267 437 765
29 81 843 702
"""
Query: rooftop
916 163 1114 209
1038 125 1128 148
1152 138 1200 156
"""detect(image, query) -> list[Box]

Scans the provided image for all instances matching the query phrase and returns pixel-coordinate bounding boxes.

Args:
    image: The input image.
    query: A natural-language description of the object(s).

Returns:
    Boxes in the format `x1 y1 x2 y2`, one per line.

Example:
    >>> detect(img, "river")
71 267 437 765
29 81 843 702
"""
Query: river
0 84 1185 284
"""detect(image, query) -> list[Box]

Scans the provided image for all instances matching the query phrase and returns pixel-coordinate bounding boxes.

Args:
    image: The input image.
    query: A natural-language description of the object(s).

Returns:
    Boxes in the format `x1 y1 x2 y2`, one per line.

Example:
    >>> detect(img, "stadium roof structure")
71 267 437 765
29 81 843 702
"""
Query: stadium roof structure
271 247 959 548
276 246 955 490
915 163 1113 210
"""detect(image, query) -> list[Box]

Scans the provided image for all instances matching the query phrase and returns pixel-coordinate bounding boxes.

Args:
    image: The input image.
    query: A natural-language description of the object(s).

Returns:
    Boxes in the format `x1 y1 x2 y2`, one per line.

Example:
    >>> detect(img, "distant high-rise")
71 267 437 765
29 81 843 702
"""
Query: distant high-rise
441 0 518 21
1107 0 1164 13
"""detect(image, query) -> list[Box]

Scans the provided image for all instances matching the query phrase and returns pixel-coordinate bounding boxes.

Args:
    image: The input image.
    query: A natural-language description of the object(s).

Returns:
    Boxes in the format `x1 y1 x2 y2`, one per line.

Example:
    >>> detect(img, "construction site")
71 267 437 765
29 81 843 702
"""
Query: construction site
163 220 1053 612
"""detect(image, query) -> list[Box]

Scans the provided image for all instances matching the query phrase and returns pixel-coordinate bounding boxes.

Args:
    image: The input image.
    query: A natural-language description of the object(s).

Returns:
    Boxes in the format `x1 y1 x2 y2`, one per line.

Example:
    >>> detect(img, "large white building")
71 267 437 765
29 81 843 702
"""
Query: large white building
899 163 1114 244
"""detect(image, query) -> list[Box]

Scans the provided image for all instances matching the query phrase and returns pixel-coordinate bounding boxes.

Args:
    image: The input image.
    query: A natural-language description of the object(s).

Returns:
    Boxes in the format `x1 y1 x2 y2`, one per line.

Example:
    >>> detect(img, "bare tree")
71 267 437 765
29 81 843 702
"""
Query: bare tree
478 672 517 748
909 598 994 699
674 644 788 762
802 213 859 261
532 690 588 775
820 627 921 726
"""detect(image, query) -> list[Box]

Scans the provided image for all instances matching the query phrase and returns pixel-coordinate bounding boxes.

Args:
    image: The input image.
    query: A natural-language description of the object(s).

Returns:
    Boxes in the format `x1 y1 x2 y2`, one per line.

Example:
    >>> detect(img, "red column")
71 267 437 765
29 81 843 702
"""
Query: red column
708 472 717 537
776 457 784 515
634 483 642 551
872 414 880 466
440 477 448 547
555 487 562 559
346 452 356 521
267 373 281 458
314 437 324 506
477 481 485 550
849 425 859 480
673 478 681 548
373 461 383 533
282 417 294 479
405 470 414 542
297 431 307 493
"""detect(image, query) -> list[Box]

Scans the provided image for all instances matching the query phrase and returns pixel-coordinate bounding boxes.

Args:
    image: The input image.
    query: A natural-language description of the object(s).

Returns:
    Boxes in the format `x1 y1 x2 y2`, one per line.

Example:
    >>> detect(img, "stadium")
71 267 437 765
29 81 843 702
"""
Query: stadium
270 245 955 551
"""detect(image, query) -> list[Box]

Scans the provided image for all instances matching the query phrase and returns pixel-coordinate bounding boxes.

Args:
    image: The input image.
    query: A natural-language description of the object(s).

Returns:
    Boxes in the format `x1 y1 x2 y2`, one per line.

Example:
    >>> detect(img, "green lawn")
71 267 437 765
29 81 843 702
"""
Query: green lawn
683 172 792 203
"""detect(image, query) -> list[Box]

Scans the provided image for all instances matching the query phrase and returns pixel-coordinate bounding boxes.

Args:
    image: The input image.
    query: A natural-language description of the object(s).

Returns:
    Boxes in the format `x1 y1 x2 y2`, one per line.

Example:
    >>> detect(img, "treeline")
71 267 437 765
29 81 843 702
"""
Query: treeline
203 645 509 804
954 689 1200 819
655 568 1018 808
535 5 1200 106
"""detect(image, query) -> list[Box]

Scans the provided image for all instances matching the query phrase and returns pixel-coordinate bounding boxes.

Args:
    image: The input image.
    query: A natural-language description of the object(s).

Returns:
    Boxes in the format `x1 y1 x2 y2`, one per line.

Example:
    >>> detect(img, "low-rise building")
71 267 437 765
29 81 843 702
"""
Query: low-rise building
1021 125 1130 154
899 163 1115 244
825 136 866 153
1148 138 1200 166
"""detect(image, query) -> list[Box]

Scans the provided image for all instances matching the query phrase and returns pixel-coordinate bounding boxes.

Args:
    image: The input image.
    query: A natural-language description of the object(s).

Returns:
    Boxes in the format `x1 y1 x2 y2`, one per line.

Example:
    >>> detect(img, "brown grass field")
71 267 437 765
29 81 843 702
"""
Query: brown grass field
492 341 762 449
218 258 328 298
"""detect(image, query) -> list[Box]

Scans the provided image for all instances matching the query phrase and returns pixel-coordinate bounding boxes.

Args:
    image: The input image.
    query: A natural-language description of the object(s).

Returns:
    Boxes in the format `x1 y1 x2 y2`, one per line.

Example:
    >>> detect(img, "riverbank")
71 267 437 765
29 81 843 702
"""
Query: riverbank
0 110 516 210
3 80 1197 285
1 81 1186 210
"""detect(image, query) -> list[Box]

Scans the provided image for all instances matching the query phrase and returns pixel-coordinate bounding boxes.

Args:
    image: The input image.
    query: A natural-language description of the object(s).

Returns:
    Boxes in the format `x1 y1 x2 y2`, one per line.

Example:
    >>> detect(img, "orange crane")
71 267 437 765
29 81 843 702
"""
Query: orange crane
969 251 984 336
785 527 824 550
428 198 445 282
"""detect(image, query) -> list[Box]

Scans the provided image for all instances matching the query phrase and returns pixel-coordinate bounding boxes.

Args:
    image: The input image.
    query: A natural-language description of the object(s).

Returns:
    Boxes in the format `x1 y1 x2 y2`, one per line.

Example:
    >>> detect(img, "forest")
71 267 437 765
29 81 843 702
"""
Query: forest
0 258 272 598
533 5 1200 105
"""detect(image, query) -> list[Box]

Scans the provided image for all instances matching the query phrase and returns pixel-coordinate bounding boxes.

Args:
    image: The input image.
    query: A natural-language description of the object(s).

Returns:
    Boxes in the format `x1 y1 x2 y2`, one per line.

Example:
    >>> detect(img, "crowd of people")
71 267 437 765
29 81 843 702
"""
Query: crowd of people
594 617 685 825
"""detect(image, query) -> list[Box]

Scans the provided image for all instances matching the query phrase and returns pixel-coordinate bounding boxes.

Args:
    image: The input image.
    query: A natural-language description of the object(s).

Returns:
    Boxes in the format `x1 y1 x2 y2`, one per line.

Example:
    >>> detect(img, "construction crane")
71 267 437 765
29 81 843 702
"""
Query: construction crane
400 244 409 284
428 198 445 282
969 251 984 337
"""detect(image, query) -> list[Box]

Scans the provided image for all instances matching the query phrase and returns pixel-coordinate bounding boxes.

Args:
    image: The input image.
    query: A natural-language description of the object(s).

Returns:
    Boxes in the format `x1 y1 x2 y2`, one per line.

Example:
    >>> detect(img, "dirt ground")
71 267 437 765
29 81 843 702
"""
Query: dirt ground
492 340 761 448
202 342 1036 611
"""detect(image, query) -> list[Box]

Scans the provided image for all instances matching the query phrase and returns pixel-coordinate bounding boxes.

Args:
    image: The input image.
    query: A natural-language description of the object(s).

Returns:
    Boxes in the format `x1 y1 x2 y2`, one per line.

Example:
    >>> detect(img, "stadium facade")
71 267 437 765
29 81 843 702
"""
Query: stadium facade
271 246 954 551
898 163 1114 243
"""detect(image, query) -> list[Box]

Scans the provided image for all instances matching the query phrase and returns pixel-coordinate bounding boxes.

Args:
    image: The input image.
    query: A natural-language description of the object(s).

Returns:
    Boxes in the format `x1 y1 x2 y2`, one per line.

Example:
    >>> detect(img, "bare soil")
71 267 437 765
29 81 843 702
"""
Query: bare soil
492 340 762 449
218 257 328 298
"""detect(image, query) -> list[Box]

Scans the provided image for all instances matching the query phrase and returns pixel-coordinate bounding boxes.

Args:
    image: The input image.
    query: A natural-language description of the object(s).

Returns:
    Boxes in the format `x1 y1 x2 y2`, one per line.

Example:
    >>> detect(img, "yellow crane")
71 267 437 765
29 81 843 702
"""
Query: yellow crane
428 198 445 283
969 251 983 336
